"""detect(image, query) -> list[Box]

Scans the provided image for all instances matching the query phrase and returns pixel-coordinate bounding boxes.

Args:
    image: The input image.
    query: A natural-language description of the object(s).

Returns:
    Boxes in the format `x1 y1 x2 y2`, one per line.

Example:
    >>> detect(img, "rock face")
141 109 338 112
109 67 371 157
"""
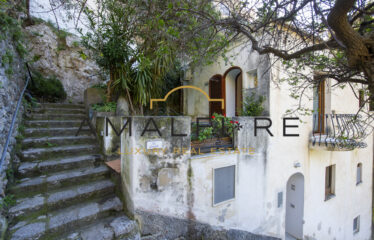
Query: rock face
25 23 104 103
0 30 25 239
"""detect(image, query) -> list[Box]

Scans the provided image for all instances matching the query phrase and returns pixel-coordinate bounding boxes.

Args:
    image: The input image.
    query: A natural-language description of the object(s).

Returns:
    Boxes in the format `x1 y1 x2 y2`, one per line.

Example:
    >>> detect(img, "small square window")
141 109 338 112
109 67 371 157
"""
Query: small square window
353 216 360 233
213 165 235 205
325 165 336 200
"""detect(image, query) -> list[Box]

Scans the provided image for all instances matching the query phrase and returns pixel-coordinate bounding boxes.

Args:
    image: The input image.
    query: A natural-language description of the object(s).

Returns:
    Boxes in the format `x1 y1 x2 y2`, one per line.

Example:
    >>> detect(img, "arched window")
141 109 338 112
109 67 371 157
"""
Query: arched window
356 163 362 185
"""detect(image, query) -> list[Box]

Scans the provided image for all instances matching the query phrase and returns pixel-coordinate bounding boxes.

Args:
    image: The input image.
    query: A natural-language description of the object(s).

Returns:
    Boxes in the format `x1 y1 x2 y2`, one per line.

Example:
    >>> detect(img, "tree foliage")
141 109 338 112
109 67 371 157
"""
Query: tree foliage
79 0 230 114
180 0 374 125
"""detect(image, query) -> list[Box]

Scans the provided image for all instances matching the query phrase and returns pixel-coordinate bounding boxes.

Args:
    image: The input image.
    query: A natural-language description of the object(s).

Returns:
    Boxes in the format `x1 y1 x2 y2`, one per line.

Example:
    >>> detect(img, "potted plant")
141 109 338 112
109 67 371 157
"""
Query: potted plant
191 113 242 152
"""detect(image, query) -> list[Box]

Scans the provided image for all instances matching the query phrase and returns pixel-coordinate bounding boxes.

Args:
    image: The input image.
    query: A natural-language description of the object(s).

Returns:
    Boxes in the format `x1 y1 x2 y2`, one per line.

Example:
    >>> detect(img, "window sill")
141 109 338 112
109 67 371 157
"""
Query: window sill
325 194 335 201
212 198 235 207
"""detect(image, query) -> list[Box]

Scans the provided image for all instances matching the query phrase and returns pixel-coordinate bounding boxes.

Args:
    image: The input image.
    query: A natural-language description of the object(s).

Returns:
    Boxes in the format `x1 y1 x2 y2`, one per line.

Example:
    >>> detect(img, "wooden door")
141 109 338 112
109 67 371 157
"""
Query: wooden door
209 75 224 116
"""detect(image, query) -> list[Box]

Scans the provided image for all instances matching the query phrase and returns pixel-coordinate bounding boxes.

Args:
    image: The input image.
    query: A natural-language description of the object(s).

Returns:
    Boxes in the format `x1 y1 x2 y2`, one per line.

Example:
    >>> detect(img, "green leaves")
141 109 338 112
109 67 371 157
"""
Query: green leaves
91 102 117 112
241 93 266 116
0 195 16 210
27 71 67 102
81 0 228 112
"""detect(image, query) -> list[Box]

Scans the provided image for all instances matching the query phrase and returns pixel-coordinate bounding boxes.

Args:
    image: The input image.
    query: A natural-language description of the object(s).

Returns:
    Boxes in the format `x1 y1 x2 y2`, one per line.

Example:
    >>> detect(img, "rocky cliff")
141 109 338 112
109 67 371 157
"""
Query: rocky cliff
0 17 104 238
25 23 104 103
0 27 25 239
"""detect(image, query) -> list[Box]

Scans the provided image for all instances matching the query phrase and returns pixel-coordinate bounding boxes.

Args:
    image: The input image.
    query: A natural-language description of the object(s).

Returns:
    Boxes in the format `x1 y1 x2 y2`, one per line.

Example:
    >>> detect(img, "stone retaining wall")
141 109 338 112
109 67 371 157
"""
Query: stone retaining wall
137 210 280 240
0 32 26 239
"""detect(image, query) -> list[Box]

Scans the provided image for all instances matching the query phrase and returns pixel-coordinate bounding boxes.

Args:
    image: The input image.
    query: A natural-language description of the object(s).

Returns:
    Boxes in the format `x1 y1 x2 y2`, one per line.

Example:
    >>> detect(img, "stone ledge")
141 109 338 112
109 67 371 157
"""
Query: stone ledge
135 210 280 240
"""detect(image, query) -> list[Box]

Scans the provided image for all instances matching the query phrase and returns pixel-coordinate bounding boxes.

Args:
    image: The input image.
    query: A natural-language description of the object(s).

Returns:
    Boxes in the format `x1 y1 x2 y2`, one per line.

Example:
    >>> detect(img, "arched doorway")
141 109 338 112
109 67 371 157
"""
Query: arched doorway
285 173 304 240
209 75 224 116
223 67 242 117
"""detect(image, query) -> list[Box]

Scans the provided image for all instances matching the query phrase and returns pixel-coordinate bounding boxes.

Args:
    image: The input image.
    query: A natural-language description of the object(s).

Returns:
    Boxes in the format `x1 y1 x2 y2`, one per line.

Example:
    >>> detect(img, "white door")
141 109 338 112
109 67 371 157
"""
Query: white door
285 173 304 240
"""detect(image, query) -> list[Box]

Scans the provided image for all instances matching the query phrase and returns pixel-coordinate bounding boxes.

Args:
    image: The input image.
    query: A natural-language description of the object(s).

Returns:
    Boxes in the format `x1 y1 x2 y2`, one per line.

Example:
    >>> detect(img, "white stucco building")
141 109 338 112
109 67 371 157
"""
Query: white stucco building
178 39 374 240
111 37 374 240
36 0 373 237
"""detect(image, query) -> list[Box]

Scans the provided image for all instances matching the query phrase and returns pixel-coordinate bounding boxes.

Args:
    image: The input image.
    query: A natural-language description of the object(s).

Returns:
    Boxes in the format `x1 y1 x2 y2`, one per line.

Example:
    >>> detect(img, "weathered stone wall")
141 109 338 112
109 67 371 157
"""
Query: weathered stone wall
0 32 26 238
115 116 275 239
24 23 104 103
94 113 120 160
138 210 280 240
119 116 191 218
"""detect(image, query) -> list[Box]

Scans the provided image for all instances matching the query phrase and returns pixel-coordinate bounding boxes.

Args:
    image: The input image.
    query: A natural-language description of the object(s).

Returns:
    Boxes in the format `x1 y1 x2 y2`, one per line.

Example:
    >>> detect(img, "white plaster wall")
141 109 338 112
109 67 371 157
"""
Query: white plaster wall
121 117 192 220
182 40 373 240
189 152 266 232
185 40 263 117
225 70 237 117
263 58 373 240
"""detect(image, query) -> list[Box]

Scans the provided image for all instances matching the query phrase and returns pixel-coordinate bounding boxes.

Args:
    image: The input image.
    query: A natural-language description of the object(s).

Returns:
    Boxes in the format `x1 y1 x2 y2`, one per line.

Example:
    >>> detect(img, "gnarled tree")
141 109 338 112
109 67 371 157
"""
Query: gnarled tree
181 0 374 126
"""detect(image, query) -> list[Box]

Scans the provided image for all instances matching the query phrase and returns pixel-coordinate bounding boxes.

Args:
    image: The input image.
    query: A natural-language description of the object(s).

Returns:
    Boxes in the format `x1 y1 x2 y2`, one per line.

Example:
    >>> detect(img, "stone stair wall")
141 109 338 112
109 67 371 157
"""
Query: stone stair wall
6 103 139 240
0 27 27 239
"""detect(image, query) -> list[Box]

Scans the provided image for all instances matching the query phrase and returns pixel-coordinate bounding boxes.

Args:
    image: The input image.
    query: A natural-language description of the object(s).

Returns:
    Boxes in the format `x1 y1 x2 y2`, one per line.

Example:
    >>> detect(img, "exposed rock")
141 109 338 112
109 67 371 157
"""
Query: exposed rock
110 216 137 238
136 210 280 240
0 28 25 239
24 23 105 103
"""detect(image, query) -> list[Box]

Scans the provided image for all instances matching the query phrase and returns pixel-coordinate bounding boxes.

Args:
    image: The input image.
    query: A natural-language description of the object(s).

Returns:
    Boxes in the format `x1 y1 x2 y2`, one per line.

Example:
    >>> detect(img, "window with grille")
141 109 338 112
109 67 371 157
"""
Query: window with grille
213 165 235 205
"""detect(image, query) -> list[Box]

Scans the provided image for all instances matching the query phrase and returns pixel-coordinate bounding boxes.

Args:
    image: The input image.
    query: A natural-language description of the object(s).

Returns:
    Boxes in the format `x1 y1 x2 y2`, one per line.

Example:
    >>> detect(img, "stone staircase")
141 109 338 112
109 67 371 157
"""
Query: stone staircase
7 103 139 240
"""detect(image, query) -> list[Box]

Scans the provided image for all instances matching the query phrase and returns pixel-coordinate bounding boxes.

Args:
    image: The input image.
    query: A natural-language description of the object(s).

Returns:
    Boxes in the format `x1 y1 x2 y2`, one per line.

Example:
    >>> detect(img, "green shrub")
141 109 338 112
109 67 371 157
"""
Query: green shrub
0 195 16 209
91 102 116 112
28 71 67 102
0 11 26 58
241 93 265 116
91 83 107 90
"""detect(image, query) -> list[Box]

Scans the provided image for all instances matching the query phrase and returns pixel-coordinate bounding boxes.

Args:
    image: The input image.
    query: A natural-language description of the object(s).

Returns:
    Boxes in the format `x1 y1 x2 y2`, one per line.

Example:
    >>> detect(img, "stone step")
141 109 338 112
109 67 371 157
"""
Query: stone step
9 165 110 197
24 127 92 138
17 154 102 178
27 113 86 120
22 135 96 149
31 108 86 115
9 196 123 240
38 103 85 109
25 120 83 128
60 215 139 240
21 144 100 161
9 179 116 221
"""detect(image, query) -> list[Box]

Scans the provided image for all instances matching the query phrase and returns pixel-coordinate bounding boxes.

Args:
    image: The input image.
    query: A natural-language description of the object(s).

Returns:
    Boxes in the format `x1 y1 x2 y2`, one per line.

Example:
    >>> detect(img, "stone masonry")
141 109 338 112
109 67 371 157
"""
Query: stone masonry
6 103 139 240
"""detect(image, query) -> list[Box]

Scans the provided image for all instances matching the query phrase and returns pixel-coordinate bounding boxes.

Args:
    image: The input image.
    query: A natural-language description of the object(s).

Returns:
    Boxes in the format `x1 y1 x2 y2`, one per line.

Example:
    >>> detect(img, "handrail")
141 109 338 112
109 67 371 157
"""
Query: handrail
0 64 32 170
